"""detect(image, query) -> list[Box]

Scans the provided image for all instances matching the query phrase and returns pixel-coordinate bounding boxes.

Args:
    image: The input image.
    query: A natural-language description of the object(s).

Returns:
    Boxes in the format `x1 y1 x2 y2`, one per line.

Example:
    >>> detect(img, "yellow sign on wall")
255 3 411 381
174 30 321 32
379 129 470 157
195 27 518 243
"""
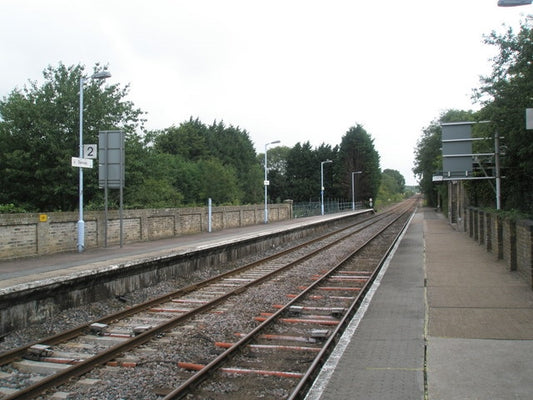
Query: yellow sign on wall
39 214 48 222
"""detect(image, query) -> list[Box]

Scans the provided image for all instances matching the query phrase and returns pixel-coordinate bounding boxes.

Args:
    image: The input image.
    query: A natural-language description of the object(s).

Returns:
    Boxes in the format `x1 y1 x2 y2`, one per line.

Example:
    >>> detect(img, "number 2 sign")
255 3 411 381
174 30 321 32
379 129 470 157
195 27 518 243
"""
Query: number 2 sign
84 144 97 159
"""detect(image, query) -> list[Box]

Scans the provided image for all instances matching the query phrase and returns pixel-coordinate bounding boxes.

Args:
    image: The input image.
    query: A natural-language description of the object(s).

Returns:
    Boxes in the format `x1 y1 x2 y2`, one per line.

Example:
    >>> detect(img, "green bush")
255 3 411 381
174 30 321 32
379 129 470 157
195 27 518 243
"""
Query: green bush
0 203 26 213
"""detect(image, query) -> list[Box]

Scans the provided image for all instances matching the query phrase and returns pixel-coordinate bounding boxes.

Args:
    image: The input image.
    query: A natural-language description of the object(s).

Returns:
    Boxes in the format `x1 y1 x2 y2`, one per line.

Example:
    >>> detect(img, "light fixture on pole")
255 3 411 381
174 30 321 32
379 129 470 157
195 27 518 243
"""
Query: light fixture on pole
320 159 333 216
351 171 362 211
78 70 111 253
497 0 532 6
264 140 280 224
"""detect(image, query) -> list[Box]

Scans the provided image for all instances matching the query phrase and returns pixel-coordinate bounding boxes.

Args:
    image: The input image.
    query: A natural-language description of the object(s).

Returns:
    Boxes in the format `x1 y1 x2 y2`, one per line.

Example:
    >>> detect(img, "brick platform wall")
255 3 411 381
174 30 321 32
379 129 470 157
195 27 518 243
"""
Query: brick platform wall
0 203 292 260
502 218 517 271
516 220 533 288
464 207 532 289
0 221 36 258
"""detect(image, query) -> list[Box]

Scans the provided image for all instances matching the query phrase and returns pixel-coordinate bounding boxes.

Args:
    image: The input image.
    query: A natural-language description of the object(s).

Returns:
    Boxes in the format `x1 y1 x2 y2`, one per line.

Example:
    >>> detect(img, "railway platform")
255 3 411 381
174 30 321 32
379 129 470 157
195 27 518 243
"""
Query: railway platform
0 211 365 290
1 207 533 399
307 207 533 400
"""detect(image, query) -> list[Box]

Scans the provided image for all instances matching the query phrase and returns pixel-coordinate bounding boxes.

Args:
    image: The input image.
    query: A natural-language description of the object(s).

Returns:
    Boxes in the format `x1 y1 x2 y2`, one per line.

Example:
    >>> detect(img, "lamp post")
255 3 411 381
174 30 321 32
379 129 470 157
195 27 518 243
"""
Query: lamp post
351 171 362 210
320 159 333 216
78 70 111 252
264 140 280 224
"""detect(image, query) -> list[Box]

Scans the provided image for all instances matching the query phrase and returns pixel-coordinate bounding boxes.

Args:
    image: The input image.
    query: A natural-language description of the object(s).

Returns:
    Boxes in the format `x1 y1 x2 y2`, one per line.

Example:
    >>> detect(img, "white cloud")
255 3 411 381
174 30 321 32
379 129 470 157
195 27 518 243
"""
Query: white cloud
1 0 530 185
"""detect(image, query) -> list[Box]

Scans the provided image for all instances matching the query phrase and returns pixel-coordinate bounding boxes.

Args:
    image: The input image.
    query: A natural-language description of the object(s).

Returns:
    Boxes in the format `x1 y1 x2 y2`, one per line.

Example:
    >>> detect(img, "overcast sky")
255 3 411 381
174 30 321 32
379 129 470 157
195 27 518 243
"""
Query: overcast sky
1 1 530 185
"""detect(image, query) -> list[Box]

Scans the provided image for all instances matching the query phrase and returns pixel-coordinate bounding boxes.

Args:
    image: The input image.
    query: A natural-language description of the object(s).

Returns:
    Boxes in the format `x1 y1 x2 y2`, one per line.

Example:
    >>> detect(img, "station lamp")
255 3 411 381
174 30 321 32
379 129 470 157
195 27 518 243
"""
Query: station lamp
77 70 111 252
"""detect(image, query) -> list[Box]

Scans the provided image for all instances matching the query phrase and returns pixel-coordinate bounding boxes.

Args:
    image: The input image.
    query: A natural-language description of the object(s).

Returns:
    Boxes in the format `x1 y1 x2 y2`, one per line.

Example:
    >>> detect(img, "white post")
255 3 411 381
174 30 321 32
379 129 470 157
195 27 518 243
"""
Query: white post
264 140 280 224
321 160 332 215
208 198 212 232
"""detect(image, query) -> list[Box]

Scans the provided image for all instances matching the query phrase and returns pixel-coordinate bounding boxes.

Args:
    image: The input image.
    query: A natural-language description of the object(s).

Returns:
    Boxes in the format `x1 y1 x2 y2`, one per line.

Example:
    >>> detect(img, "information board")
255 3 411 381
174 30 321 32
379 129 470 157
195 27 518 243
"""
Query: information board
441 123 473 178
99 130 124 189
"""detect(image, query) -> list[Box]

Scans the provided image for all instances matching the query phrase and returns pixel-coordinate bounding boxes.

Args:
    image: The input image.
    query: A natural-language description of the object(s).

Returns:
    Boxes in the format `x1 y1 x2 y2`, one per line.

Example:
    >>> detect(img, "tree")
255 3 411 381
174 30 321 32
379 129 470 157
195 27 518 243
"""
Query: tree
474 19 533 213
285 142 318 202
413 110 476 207
413 121 441 207
337 125 381 204
152 117 209 161
206 121 262 204
382 169 405 194
0 63 145 211
195 158 242 204
124 150 184 209
150 119 262 205
378 173 402 204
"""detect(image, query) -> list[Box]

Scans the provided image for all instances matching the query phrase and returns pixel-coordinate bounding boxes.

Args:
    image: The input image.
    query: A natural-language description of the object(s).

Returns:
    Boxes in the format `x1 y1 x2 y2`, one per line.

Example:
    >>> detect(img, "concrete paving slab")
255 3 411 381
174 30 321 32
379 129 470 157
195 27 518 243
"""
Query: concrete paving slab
429 286 533 309
428 337 533 400
425 215 533 340
429 307 533 339
425 211 533 399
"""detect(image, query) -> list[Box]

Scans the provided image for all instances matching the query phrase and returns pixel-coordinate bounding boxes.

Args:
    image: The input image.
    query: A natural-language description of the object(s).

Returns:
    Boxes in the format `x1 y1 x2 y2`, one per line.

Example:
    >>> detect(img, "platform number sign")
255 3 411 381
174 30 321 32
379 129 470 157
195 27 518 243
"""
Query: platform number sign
83 144 97 159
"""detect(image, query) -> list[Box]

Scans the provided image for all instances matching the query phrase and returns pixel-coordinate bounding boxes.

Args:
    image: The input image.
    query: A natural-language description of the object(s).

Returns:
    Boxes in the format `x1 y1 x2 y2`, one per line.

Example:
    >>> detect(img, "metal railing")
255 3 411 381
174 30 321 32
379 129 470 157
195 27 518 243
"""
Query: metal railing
292 200 364 218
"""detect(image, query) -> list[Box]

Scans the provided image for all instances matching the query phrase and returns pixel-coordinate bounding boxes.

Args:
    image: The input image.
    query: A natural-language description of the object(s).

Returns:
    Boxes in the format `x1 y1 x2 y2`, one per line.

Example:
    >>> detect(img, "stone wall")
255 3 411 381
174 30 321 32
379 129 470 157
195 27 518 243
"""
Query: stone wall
0 203 292 260
516 219 533 285
465 207 532 289
0 210 365 334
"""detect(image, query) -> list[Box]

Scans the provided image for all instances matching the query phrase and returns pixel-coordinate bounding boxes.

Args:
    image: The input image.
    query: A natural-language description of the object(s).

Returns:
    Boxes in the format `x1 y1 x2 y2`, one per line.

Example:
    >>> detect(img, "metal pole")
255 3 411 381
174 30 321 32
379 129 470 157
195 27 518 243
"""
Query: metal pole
76 70 111 252
264 144 268 224
77 77 85 253
104 131 109 248
351 172 355 211
119 131 124 248
495 132 501 210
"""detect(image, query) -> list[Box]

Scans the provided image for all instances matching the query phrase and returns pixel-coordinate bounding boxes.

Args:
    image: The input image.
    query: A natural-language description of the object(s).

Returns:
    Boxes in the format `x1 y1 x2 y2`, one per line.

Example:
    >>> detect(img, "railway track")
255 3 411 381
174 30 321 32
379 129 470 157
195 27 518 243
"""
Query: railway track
0 198 417 399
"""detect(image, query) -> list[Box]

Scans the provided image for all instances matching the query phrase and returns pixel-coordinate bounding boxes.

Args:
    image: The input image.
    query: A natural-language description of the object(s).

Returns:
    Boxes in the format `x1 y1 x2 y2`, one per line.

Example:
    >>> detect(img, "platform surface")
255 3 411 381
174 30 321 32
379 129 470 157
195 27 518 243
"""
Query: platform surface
306 208 533 400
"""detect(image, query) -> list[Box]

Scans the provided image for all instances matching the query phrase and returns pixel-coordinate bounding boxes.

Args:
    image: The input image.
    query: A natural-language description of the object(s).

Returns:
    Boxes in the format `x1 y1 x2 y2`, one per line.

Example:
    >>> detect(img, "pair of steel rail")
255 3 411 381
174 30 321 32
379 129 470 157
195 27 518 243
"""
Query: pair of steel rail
0 199 416 399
